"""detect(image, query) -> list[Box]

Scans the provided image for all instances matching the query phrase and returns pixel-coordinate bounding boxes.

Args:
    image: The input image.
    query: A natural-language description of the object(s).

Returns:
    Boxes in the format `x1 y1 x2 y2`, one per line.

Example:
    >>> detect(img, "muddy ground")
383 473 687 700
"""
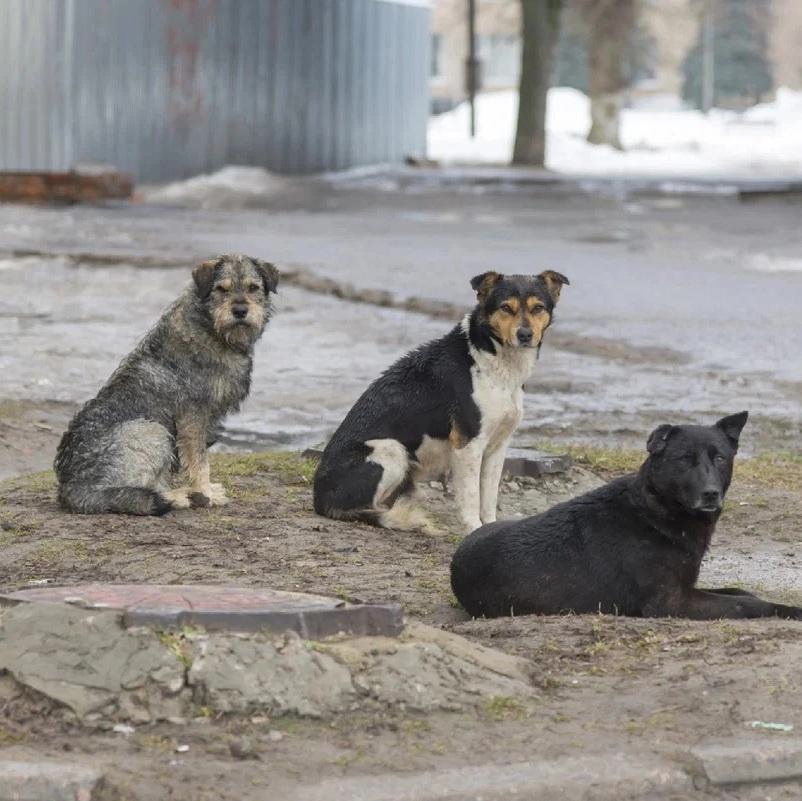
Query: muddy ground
1 451 801 800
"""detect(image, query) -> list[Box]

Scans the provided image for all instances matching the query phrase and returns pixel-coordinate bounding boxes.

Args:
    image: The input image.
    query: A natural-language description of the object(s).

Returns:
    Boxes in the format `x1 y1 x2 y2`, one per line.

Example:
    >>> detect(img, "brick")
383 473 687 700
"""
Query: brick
0 170 132 204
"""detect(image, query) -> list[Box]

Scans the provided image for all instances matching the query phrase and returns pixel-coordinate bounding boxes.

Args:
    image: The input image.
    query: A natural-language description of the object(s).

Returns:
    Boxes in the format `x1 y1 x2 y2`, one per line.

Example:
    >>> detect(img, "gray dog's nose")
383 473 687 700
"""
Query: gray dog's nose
517 328 533 344
232 304 248 319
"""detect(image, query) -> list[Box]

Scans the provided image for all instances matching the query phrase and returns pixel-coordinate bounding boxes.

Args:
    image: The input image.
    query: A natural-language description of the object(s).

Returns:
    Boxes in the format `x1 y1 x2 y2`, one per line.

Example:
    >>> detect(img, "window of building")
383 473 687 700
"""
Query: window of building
478 34 521 85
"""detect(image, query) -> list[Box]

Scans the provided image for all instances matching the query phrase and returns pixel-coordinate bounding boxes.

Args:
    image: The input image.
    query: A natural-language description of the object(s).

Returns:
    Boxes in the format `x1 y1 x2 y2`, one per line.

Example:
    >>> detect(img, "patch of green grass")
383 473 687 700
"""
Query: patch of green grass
0 726 25 744
736 453 802 490
0 470 56 498
481 696 528 722
539 442 642 475
28 538 88 566
156 630 193 669
211 451 317 489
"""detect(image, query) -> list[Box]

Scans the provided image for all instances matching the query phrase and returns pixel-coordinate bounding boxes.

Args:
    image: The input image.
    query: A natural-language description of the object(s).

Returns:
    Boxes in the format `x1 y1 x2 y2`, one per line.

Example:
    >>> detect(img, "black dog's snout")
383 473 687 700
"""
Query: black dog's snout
232 303 249 319
517 328 533 344
701 489 721 506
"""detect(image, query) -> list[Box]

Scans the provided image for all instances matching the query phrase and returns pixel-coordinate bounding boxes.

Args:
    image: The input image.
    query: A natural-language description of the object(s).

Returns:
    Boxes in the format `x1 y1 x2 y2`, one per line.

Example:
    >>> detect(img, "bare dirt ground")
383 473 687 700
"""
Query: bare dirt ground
1 451 801 800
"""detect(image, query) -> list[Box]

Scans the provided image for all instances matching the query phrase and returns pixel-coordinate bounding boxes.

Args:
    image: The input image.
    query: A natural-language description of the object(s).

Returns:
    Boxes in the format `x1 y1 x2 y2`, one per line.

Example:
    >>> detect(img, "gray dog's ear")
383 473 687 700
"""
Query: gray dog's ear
192 258 219 298
539 270 570 304
715 410 749 449
646 424 677 455
255 260 279 294
470 271 503 300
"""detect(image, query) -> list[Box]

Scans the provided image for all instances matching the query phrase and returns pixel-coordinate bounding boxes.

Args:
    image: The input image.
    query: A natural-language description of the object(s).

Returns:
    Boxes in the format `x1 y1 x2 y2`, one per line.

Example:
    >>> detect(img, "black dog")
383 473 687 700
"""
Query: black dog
451 412 802 621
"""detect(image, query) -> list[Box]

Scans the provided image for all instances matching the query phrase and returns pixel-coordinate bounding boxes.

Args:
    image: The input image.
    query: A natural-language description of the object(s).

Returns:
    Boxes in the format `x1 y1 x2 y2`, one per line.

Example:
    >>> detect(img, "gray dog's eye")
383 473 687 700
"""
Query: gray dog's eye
247 284 261 293
215 285 230 293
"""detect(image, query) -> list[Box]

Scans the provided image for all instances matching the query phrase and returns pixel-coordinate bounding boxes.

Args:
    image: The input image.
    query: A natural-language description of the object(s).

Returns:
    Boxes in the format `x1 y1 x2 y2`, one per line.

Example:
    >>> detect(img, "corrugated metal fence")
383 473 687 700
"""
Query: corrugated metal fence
0 0 430 180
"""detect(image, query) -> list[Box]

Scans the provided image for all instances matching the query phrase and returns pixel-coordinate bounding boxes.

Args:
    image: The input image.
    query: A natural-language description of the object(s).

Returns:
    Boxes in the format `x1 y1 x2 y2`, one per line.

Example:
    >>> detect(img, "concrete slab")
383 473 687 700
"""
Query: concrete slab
690 738 802 785
0 584 404 638
503 449 571 478
0 760 110 801
296 753 692 801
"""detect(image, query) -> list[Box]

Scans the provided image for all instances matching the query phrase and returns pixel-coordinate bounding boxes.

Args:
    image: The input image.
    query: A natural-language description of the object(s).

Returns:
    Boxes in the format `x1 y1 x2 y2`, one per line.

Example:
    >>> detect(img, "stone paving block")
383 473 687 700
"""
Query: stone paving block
690 738 802 785
503 450 572 479
0 760 110 801
0 583 404 638
297 753 692 801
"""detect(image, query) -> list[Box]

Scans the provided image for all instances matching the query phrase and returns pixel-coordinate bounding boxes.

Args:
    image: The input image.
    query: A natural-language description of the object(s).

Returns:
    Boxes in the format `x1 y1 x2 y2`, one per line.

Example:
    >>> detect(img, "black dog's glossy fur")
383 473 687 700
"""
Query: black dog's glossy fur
451 412 802 621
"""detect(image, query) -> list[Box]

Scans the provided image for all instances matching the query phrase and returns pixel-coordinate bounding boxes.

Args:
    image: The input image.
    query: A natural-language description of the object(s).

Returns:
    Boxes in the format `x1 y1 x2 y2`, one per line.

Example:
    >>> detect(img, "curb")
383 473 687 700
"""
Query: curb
295 753 693 801
690 738 802 786
0 760 110 801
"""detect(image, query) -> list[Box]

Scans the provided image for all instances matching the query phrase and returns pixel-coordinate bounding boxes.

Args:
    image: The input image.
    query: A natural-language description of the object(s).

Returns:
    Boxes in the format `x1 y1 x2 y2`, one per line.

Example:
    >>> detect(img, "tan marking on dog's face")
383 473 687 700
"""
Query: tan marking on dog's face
487 294 551 347
525 296 551 341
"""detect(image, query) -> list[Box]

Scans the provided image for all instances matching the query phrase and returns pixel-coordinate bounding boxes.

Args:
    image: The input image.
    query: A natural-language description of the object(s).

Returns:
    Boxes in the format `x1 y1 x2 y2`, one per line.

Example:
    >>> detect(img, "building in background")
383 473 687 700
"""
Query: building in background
430 0 802 111
0 0 431 180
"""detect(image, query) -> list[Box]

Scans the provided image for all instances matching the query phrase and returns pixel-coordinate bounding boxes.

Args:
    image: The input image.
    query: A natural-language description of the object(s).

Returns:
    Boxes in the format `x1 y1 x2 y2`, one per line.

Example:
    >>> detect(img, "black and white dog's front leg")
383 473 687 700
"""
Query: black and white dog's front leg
479 397 522 525
451 437 487 533
479 440 509 525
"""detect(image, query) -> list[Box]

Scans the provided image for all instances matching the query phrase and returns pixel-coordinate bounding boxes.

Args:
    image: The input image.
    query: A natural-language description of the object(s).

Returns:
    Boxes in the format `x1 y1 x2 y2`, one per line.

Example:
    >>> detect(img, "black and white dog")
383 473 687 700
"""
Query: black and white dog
313 271 569 533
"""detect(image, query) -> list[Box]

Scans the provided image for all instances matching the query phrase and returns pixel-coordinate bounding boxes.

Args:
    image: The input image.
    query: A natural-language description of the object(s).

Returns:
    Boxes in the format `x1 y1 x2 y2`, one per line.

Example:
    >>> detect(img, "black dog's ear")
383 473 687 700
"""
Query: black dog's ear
538 270 570 304
192 258 219 298
646 424 677 454
255 260 280 294
470 271 503 300
715 411 749 449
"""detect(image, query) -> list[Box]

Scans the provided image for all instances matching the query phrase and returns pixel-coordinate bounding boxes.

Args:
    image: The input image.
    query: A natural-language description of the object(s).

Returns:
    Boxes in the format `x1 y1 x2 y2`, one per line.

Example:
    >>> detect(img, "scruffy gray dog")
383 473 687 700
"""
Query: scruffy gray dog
54 254 279 515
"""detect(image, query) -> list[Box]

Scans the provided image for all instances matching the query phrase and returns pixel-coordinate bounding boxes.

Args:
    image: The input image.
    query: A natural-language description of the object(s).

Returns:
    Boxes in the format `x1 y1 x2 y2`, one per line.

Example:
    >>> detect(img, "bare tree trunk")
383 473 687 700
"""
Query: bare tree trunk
584 0 636 149
512 0 562 166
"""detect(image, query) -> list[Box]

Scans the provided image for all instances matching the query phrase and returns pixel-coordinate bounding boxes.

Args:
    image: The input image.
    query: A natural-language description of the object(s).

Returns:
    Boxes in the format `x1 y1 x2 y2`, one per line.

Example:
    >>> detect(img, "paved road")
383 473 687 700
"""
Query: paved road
0 178 799 467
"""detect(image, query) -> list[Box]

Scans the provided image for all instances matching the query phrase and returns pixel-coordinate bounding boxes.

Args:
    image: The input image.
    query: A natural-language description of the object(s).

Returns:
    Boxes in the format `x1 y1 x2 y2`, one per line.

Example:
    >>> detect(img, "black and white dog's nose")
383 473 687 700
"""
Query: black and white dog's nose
232 304 248 319
517 328 533 344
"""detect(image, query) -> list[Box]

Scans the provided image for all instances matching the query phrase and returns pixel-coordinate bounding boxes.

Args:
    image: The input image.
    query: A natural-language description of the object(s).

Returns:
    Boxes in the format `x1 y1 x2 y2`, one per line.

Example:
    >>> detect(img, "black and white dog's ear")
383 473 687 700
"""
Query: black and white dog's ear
715 411 749 449
646 424 677 454
470 271 503 299
255 260 280 294
192 258 219 298
539 270 570 303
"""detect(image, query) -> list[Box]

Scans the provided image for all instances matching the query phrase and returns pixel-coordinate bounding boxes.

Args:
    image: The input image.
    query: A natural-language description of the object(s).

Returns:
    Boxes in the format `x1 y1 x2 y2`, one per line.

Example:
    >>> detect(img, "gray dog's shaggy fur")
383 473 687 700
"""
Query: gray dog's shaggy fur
54 254 279 515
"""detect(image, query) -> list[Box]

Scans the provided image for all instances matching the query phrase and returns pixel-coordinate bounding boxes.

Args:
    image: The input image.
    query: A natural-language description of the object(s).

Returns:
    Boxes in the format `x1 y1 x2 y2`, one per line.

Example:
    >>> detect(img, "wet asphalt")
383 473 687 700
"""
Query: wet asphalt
0 177 800 466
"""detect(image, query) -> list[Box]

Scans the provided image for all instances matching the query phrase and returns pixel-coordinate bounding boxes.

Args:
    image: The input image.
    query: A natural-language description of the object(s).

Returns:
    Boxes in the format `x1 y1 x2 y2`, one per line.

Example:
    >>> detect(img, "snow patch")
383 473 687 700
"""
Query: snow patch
142 166 290 208
428 87 802 178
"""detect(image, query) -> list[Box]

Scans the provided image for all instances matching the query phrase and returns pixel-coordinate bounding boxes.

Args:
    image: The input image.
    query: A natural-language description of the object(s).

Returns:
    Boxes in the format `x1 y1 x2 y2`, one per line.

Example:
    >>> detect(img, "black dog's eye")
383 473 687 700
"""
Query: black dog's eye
247 284 261 293
714 454 726 465
500 304 515 315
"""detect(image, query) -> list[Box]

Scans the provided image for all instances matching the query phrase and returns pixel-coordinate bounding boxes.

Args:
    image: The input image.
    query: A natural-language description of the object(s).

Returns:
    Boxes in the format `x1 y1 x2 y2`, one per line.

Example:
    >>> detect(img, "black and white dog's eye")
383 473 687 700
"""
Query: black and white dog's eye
247 284 260 293
215 285 229 293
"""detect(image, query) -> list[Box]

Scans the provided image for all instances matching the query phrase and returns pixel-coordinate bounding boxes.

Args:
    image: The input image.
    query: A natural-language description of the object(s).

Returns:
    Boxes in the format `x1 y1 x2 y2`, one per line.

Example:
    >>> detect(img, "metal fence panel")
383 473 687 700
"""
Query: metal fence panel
0 0 430 180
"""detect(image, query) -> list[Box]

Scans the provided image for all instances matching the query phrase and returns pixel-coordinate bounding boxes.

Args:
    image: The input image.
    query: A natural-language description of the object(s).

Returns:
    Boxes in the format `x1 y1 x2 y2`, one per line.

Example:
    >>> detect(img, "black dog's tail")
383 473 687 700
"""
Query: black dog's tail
58 485 172 516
